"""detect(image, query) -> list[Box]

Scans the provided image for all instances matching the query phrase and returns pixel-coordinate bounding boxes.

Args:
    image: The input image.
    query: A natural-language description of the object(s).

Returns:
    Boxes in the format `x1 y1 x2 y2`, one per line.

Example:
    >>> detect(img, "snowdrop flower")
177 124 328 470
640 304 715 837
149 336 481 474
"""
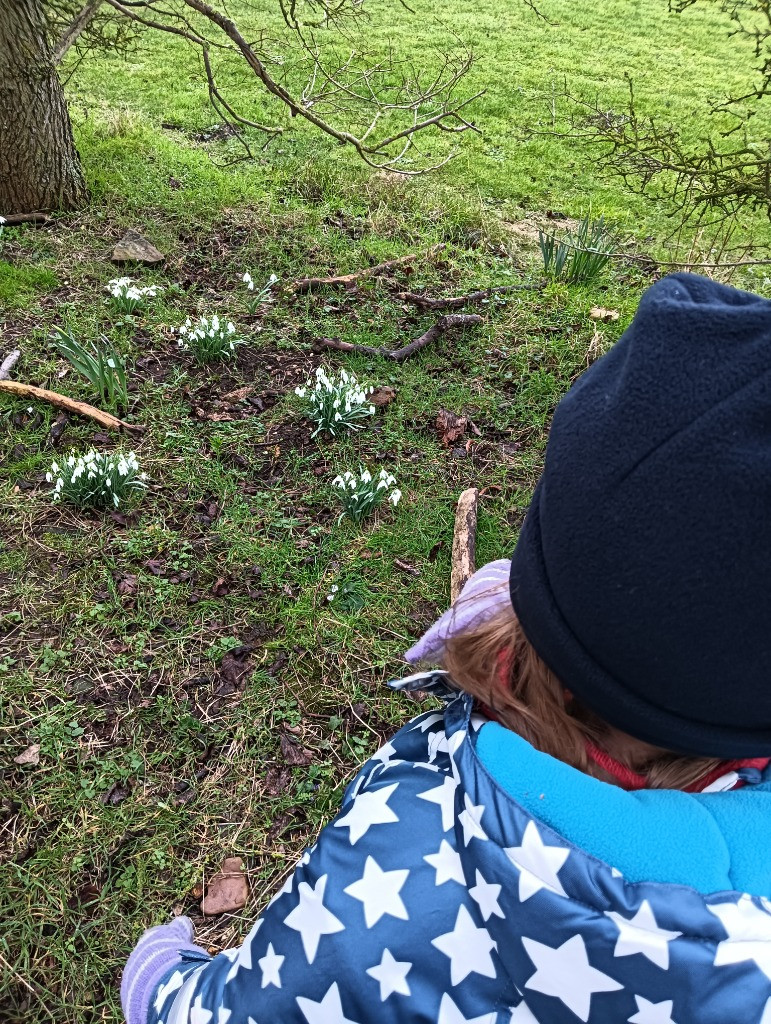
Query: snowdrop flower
47 449 147 510
332 467 401 524
175 314 245 363
295 367 377 437
0 216 6 225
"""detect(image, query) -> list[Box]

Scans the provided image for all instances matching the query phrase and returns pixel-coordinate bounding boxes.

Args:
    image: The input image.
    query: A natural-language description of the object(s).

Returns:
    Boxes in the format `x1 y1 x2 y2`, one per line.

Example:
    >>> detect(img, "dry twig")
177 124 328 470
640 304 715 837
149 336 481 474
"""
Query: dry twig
314 313 482 362
0 381 144 434
451 487 479 602
292 246 445 294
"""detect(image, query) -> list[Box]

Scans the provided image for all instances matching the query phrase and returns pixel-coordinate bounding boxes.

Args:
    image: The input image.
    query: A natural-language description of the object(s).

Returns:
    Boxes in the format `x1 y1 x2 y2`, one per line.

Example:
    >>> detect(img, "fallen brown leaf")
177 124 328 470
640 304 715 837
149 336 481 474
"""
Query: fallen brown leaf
201 856 249 916
280 732 314 766
221 386 254 403
589 306 620 322
370 385 397 408
14 744 40 766
436 408 468 447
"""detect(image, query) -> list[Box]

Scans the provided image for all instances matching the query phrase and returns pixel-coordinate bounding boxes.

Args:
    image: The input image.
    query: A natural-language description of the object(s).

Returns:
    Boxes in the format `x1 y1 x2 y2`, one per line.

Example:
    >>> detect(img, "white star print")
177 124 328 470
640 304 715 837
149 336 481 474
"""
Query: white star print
258 942 284 988
165 967 206 1024
284 874 345 964
428 730 451 762
504 821 569 902
606 900 681 970
448 730 466 757
522 934 622 1021
217 1010 231 1024
458 793 487 846
437 993 497 1024
628 995 678 1024
344 855 410 928
411 712 444 733
225 919 262 983
333 783 400 844
417 776 458 831
432 904 497 985
708 897 771 980
154 969 184 1013
370 739 401 765
469 869 504 921
424 839 465 886
296 982 361 1024
190 995 213 1024
365 948 412 1000
508 1001 540 1022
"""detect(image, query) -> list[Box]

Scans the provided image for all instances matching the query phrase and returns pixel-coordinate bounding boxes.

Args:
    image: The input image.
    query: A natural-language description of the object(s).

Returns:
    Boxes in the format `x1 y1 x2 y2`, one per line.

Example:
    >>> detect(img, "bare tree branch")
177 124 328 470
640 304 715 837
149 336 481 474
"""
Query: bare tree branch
53 0 102 63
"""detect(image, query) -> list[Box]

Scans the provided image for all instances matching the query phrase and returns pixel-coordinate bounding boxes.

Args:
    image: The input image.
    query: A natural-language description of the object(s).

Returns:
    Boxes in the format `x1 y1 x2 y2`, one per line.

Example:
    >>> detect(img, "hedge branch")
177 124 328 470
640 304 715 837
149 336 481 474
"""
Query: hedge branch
314 313 482 361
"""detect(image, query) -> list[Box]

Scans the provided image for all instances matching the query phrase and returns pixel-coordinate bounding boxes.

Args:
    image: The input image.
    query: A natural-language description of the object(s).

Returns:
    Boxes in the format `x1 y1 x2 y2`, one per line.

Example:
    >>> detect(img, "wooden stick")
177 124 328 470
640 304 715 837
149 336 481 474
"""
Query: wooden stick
0 381 144 434
315 313 482 362
1 212 54 226
0 350 20 381
292 244 445 294
451 487 479 602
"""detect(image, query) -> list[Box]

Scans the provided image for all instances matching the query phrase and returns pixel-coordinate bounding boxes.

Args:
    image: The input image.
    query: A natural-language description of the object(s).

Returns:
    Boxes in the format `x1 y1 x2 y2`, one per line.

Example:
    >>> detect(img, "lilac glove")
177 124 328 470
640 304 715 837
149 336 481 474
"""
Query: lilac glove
121 916 207 1024
405 558 512 664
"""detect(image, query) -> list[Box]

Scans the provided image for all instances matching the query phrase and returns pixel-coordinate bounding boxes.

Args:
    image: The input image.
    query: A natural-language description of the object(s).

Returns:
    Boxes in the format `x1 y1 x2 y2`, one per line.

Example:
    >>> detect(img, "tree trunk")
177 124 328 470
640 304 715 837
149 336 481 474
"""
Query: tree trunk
0 0 88 214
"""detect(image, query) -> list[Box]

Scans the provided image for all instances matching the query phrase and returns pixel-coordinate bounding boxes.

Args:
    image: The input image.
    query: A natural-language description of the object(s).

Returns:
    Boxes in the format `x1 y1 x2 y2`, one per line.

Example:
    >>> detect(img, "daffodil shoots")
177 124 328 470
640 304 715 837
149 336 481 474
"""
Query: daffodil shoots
47 450 147 510
332 468 401 524
176 315 245 363
296 367 375 438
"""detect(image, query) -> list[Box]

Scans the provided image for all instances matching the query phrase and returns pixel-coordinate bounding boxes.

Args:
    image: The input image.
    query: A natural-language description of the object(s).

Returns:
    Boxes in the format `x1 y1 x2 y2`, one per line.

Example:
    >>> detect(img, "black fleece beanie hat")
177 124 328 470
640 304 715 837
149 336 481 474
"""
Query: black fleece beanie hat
509 272 771 758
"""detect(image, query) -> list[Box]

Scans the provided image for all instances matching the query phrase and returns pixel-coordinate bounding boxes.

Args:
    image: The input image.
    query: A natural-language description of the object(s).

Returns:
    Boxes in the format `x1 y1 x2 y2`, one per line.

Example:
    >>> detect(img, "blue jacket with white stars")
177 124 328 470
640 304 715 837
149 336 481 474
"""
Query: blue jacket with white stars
148 688 771 1024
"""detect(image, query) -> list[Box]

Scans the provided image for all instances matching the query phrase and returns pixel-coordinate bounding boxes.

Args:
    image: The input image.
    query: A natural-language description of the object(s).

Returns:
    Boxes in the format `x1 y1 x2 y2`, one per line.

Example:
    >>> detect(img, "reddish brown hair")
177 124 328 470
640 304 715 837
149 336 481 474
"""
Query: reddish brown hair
441 592 722 790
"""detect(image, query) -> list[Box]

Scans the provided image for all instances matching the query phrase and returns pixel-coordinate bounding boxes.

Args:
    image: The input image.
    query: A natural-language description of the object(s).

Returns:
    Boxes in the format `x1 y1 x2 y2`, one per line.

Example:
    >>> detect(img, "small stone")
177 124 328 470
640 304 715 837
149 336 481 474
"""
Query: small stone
201 856 249 916
112 229 164 265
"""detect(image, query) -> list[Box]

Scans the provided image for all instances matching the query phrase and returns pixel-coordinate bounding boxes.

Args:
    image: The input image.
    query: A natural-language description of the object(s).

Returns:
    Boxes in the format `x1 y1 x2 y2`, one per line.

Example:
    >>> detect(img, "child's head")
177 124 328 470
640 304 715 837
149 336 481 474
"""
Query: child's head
447 274 771 782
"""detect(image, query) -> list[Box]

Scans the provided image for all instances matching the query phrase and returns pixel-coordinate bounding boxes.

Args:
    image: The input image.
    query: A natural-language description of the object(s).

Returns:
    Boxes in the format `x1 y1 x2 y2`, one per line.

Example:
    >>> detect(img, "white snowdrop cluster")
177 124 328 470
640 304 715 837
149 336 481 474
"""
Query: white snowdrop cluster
47 450 147 509
332 467 401 524
176 314 243 363
106 277 163 312
295 367 375 438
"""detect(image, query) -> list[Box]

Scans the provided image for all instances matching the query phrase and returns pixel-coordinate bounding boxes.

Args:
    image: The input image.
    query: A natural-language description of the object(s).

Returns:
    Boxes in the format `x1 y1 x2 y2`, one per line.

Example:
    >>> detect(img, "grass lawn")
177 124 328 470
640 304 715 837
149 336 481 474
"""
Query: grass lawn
2 0 770 1020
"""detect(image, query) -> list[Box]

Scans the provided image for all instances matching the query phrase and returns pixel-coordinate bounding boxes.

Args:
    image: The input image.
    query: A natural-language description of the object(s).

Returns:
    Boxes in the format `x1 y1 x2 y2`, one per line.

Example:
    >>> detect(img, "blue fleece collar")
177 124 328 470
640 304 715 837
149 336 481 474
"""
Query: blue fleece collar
475 721 771 894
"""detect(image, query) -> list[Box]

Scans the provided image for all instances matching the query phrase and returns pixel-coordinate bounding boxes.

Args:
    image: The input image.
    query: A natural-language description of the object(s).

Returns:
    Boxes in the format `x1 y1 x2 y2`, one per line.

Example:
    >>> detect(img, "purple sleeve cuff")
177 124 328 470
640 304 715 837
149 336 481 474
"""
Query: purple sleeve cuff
405 559 512 664
121 917 208 1024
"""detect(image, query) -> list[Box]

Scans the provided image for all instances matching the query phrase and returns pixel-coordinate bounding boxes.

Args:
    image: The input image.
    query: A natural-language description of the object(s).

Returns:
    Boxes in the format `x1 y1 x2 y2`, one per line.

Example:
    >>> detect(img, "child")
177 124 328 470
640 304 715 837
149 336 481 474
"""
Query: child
122 273 771 1024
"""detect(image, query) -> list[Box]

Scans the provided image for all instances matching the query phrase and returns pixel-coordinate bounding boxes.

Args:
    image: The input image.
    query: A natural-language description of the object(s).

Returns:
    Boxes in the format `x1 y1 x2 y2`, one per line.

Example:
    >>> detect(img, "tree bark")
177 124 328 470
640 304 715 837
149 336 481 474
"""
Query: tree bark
0 0 88 214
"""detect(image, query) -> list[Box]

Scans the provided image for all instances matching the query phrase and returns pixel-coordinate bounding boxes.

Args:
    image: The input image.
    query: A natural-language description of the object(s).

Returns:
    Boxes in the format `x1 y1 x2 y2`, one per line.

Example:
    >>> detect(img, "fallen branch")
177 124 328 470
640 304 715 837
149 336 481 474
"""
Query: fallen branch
315 313 482 362
451 487 479 602
0 350 20 381
0 381 144 434
292 245 445 294
396 283 541 309
1 212 54 226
